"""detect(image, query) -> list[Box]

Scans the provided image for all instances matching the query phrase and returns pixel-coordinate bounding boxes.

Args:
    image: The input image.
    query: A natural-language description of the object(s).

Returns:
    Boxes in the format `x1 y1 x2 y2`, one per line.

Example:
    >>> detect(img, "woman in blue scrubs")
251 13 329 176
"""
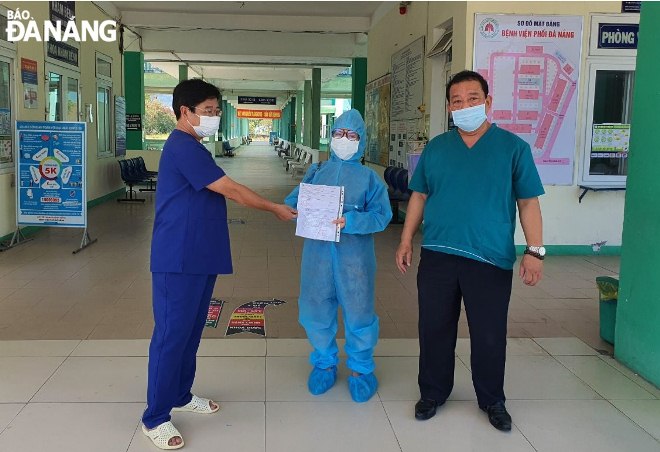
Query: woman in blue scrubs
142 79 296 450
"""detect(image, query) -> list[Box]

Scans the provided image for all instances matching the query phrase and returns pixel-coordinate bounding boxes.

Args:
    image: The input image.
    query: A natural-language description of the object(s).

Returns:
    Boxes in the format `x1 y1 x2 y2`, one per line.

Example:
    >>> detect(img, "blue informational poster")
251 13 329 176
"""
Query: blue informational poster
16 121 86 228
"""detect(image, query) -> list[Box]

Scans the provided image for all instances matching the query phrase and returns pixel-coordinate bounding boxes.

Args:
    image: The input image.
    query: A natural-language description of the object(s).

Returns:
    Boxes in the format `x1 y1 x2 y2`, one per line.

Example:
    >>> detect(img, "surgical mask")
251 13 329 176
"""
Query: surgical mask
331 137 359 160
451 103 487 132
188 114 220 138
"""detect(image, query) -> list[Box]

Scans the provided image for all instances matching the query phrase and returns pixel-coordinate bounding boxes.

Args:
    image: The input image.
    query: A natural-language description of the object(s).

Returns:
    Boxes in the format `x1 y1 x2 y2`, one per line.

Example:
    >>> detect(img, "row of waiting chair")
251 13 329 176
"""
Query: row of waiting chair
277 142 315 178
117 157 157 203
384 166 411 223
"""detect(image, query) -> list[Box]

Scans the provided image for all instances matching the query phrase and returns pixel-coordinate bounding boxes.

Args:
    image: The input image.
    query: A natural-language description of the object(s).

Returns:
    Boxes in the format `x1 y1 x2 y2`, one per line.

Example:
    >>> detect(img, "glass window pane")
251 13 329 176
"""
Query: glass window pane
48 72 62 122
0 61 12 166
0 14 7 42
589 70 634 177
97 86 110 154
66 78 79 121
96 57 111 78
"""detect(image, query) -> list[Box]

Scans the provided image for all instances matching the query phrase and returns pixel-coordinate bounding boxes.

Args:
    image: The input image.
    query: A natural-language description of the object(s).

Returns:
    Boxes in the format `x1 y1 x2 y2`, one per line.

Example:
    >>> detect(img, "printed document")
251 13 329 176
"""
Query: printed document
295 183 344 242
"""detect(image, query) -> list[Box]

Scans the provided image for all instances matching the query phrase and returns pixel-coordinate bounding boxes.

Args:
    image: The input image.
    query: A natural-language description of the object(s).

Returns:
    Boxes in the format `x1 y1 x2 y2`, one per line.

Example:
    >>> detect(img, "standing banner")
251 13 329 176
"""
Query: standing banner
16 121 86 227
473 14 583 185
13 121 96 253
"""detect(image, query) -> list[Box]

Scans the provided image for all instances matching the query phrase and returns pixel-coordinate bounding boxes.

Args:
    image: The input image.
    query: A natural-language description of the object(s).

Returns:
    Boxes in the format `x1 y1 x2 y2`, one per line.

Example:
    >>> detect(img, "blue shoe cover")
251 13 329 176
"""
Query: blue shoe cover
307 366 337 395
348 373 378 402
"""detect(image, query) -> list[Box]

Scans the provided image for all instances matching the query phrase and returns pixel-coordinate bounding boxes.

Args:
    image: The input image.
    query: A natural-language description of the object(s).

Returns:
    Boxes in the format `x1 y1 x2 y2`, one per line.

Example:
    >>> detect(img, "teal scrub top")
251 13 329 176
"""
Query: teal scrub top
150 129 233 275
409 124 544 270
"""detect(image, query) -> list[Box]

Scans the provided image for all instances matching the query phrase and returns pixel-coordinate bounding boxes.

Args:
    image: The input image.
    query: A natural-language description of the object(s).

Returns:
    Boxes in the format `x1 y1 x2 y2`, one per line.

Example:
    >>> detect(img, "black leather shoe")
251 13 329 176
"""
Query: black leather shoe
415 398 443 421
482 401 512 431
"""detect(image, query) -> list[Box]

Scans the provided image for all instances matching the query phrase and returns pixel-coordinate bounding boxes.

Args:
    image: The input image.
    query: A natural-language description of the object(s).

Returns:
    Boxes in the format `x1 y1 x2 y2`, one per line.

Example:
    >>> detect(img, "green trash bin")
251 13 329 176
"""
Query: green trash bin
596 276 619 345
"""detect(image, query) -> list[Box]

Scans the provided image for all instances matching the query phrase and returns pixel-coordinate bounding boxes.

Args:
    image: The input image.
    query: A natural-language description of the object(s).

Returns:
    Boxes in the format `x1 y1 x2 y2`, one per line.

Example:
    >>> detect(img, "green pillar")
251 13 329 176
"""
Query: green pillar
311 68 321 150
351 58 367 117
123 51 144 150
179 65 188 81
289 97 296 142
296 91 303 143
303 81 312 146
221 100 228 140
616 1 660 387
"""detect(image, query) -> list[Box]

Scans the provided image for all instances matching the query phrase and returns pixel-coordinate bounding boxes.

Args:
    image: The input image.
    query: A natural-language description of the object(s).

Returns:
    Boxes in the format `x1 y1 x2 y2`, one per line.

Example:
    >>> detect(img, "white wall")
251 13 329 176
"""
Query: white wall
368 1 627 248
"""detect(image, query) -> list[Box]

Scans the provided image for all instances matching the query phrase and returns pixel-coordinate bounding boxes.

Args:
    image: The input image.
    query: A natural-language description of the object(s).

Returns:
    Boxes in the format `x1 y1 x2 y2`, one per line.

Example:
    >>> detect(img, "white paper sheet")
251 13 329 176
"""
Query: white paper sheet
295 183 344 242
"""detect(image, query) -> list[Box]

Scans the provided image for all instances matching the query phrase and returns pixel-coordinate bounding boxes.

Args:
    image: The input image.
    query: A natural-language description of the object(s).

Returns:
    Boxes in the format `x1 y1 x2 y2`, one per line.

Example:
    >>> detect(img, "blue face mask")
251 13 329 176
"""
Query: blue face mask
451 103 487 132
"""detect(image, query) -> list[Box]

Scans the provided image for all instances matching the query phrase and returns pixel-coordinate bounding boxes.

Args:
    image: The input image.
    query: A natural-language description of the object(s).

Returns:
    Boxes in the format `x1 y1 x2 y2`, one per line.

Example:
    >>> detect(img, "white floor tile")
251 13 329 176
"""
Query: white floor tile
0 404 23 432
0 340 79 357
611 399 660 441
509 400 660 452
32 357 147 402
534 337 597 355
0 357 65 402
266 338 312 356
383 400 536 452
556 356 656 400
71 339 150 356
376 356 476 401
374 338 419 356
599 356 660 399
504 355 601 400
266 401 400 452
128 402 265 452
197 338 266 356
0 403 144 452
191 357 265 402
266 356 352 401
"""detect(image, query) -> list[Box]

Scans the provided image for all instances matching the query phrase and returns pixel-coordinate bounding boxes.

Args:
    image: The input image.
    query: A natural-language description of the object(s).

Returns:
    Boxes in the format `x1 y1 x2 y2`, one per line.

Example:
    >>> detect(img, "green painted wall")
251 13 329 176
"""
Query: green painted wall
123 52 144 150
351 57 367 117
615 2 660 387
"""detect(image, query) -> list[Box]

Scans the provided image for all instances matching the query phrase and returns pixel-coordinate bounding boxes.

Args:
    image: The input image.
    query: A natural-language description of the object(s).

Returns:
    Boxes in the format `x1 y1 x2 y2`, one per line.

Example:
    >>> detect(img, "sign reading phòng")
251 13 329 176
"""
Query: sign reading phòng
237 109 281 119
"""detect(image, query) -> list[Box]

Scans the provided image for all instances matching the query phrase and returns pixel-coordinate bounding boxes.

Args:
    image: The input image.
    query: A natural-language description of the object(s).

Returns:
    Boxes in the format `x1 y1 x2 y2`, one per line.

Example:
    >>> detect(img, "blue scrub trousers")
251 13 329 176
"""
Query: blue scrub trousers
142 272 216 428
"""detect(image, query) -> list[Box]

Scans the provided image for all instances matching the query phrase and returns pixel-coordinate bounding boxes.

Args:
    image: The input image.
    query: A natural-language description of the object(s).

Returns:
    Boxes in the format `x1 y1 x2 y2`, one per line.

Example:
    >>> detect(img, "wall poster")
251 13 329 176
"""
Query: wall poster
364 73 391 166
474 14 583 185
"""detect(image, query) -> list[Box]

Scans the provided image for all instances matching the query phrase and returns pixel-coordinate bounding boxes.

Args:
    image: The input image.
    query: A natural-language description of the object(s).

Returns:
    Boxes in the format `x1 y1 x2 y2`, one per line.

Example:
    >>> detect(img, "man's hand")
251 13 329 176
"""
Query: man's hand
272 204 297 221
519 254 543 286
332 217 346 229
395 241 413 274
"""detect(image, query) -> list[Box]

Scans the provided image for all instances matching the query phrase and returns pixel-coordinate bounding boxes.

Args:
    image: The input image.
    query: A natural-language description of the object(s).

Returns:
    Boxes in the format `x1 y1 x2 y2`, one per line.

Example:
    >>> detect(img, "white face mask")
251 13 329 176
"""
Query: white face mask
188 113 220 138
451 103 487 132
331 137 359 160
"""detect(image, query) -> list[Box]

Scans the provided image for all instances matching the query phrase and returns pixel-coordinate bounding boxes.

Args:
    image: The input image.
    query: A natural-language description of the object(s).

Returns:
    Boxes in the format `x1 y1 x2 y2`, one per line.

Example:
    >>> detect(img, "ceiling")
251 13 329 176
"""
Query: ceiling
102 1 394 108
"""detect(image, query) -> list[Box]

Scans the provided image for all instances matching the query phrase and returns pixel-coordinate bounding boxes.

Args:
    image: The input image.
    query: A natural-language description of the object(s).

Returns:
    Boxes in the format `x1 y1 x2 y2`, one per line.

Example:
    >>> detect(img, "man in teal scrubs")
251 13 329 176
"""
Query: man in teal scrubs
143 79 296 450
395 70 545 432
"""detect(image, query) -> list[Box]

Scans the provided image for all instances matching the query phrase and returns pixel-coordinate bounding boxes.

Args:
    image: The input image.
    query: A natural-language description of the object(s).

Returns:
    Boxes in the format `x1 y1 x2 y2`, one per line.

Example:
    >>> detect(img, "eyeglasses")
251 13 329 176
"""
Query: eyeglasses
332 128 360 141
191 106 222 117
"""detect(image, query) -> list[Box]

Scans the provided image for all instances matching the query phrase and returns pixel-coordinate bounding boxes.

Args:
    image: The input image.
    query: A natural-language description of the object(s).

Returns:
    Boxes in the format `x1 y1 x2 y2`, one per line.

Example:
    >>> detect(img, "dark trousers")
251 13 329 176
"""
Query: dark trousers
417 248 512 408
143 272 216 428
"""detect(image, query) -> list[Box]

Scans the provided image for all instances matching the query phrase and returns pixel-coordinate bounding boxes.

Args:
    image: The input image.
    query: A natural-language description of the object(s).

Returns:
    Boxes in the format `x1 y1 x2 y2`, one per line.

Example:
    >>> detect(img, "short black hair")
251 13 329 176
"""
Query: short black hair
446 70 489 101
172 79 220 119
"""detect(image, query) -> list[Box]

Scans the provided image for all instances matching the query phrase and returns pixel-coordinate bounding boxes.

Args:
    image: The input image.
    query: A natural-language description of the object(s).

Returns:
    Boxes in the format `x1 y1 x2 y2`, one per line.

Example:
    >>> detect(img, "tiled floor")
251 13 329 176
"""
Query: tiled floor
0 143 658 451
0 338 659 452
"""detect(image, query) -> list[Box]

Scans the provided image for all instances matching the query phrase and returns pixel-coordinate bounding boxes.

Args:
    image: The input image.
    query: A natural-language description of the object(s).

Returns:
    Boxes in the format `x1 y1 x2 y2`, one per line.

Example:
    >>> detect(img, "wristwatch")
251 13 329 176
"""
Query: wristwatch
524 245 546 260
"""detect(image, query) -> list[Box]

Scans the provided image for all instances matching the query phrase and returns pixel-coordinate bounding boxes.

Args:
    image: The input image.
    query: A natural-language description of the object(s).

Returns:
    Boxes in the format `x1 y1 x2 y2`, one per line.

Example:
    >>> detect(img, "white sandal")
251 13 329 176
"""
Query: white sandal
142 421 184 450
172 394 220 414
